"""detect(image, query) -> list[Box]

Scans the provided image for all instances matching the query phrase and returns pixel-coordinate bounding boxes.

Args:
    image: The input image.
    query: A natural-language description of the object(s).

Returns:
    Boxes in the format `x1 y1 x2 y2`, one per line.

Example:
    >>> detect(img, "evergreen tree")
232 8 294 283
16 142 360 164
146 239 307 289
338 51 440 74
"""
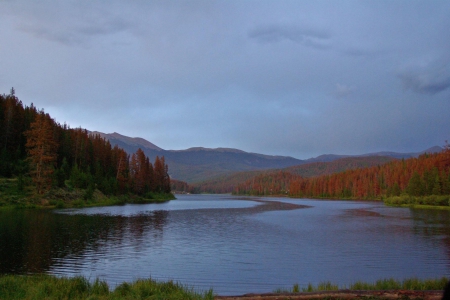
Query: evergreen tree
405 172 423 196
25 111 58 194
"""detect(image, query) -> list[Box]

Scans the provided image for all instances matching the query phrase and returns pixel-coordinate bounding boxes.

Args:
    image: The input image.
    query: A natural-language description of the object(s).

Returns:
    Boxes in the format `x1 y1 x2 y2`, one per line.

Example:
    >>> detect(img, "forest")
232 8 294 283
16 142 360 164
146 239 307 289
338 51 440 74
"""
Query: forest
233 147 450 207
0 89 172 207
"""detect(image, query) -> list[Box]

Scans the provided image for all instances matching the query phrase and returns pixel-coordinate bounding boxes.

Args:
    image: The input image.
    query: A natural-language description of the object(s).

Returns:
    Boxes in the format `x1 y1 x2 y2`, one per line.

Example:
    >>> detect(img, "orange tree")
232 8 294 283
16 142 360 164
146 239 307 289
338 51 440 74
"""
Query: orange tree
25 111 58 194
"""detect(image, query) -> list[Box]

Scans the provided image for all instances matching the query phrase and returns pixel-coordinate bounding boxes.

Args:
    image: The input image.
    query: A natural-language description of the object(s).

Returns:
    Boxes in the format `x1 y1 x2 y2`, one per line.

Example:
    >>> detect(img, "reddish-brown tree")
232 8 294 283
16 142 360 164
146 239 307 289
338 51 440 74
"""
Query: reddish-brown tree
25 111 58 194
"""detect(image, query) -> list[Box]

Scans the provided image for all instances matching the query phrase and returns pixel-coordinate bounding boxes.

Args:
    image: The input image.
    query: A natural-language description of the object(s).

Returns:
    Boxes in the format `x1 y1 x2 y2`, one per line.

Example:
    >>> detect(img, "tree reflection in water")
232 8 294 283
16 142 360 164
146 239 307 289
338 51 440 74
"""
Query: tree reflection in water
410 208 450 263
0 209 168 274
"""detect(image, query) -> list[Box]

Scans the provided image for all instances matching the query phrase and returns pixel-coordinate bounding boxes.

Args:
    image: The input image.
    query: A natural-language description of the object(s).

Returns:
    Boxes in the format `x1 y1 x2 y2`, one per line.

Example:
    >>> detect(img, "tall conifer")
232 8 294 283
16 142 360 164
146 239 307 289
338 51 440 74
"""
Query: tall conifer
25 111 58 194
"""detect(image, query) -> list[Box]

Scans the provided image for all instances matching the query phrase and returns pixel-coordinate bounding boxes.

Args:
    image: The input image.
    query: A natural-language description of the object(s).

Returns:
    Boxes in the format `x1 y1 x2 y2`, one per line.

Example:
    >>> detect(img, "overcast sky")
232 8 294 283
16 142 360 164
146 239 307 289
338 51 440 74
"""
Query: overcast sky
1 1 449 159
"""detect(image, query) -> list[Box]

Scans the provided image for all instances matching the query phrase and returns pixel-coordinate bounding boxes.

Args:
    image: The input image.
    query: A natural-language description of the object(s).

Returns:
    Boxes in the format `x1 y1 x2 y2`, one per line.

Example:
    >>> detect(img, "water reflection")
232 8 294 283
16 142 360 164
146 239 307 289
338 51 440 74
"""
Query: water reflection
410 208 450 265
0 209 168 274
1 196 450 295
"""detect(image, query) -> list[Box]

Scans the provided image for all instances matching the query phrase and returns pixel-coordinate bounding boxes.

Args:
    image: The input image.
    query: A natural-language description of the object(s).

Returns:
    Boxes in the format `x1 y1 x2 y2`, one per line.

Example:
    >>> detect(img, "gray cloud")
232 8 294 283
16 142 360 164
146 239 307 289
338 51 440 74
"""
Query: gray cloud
17 25 82 46
5 1 132 46
18 18 131 46
399 69 450 95
248 24 332 49
0 1 449 159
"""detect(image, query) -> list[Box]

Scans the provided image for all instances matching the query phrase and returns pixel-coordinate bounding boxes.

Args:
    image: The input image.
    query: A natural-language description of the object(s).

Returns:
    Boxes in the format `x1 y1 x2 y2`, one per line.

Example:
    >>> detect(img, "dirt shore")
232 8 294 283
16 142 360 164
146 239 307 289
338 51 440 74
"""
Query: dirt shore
215 290 443 300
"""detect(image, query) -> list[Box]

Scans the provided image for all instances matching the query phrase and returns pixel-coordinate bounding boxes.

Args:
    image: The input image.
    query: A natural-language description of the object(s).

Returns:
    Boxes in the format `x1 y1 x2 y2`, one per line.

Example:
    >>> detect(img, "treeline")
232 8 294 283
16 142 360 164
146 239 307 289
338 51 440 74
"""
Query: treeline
188 156 396 195
170 171 265 194
0 89 170 198
284 156 395 178
170 179 190 193
233 171 300 196
234 148 450 204
288 150 449 200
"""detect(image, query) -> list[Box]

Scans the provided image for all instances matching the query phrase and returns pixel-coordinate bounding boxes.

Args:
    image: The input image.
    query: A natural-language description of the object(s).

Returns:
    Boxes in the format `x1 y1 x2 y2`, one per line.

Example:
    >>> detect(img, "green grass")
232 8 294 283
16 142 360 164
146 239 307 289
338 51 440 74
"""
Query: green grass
0 274 214 300
0 178 175 210
384 194 450 208
275 277 449 293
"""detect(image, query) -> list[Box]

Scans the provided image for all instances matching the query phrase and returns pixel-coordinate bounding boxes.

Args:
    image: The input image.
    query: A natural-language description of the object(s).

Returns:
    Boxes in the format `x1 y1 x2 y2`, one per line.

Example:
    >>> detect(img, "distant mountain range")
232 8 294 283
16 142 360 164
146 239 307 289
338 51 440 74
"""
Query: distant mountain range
91 131 443 183
91 132 302 182
304 146 444 163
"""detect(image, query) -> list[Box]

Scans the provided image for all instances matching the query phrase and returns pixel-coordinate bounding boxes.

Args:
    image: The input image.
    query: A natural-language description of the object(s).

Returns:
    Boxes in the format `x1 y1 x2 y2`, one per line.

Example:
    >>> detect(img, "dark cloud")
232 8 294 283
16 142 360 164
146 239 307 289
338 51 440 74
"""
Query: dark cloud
399 70 450 95
248 24 331 49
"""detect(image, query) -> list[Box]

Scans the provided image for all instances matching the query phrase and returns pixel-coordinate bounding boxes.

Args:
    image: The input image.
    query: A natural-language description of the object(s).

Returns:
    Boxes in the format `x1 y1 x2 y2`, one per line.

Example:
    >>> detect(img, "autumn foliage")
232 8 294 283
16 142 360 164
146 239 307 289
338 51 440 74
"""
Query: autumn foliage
233 171 300 196
25 111 58 194
234 149 450 200
288 150 450 199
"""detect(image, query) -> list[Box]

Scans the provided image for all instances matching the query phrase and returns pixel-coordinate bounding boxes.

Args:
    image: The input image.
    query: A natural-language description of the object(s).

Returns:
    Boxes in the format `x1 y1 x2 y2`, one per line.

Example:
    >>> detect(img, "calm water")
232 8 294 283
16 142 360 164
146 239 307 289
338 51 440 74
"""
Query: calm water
1 194 450 295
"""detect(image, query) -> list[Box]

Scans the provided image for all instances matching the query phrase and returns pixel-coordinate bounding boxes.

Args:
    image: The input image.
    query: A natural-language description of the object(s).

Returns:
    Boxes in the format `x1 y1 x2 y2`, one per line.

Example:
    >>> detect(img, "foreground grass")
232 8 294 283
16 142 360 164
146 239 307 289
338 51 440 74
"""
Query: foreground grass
0 178 175 210
274 277 449 293
0 275 214 300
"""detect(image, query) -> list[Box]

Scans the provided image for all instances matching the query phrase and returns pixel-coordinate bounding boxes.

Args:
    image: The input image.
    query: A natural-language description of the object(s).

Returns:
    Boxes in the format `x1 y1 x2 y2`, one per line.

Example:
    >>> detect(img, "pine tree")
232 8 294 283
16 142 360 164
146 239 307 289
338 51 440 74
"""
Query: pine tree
25 111 58 194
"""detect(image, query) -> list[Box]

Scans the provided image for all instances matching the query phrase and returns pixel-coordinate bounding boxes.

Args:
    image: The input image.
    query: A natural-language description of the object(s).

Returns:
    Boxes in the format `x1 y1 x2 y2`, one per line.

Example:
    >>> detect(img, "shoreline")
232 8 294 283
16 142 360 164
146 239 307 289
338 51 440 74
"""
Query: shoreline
231 193 450 210
215 290 444 300
0 274 446 300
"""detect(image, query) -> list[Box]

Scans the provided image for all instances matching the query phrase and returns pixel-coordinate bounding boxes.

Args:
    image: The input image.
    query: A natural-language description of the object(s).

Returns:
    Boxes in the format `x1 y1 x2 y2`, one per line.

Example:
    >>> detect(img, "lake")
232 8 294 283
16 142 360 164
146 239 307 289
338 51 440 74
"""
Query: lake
1 194 449 295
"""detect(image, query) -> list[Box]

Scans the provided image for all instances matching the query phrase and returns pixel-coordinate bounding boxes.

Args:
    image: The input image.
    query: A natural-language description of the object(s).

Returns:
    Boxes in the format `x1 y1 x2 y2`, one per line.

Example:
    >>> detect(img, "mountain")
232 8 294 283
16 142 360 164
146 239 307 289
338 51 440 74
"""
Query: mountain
91 131 162 152
93 131 443 183
92 132 303 183
191 155 397 194
304 146 443 163
192 148 444 194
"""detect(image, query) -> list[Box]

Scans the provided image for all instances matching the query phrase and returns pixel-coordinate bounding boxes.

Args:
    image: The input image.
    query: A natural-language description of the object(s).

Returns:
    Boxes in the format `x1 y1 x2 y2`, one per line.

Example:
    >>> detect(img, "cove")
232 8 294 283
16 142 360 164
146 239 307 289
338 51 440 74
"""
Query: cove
0 194 449 295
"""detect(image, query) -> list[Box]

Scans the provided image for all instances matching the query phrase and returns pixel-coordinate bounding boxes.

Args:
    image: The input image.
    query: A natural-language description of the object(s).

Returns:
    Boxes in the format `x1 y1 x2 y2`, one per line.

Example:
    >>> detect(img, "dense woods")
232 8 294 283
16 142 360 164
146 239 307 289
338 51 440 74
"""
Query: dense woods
234 147 450 205
233 171 301 196
288 149 450 200
0 89 171 201
193 156 396 195
170 179 190 193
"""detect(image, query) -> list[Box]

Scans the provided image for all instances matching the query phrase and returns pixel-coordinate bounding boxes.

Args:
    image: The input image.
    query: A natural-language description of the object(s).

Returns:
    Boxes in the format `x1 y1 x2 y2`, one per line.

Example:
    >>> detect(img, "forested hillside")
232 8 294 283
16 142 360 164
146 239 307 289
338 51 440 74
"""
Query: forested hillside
233 148 450 206
288 149 450 200
285 156 396 177
191 156 396 194
0 90 171 205
232 171 301 196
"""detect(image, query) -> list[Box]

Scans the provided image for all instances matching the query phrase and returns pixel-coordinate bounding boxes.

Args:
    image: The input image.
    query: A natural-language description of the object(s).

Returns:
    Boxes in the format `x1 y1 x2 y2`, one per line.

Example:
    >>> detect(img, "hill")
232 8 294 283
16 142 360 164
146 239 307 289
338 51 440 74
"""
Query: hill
234 148 450 203
191 156 397 194
304 146 443 163
94 131 443 184
93 132 304 182
285 156 396 177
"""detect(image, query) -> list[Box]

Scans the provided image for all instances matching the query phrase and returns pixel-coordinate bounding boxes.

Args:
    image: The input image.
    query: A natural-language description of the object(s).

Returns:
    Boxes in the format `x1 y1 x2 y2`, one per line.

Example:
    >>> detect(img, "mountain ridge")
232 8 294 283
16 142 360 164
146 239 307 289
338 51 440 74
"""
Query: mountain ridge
93 131 443 183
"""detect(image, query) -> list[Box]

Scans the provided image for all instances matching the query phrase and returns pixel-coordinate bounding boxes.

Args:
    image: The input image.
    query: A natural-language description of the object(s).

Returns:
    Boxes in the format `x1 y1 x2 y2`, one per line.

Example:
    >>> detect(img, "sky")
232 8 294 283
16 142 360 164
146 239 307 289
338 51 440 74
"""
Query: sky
1 0 449 160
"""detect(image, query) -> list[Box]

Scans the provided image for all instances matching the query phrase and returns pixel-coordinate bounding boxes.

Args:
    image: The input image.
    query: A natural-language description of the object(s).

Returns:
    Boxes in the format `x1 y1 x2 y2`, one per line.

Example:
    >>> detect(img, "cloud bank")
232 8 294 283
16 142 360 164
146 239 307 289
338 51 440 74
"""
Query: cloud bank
0 0 449 159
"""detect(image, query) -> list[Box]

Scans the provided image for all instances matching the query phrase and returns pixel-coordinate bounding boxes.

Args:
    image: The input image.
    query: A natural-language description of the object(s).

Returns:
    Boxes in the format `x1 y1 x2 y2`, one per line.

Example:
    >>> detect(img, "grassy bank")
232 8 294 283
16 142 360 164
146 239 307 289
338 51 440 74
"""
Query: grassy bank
0 178 175 209
383 194 450 209
274 277 449 293
285 193 450 210
1 275 447 300
0 275 214 300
